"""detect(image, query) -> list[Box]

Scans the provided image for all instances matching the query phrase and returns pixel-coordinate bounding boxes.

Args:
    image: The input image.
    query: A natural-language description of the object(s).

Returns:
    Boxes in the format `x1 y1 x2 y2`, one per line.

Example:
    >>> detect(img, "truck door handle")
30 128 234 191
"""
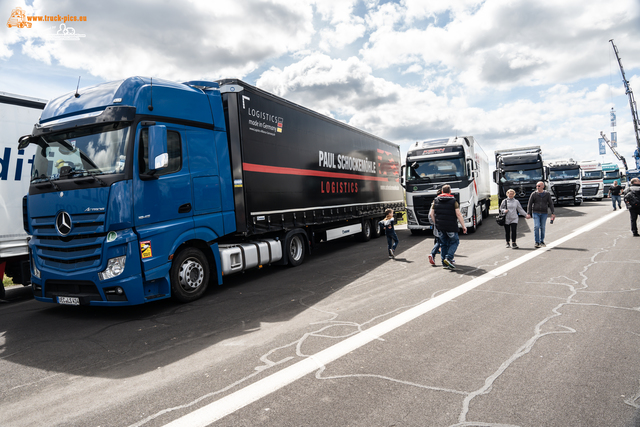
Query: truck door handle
179 203 192 213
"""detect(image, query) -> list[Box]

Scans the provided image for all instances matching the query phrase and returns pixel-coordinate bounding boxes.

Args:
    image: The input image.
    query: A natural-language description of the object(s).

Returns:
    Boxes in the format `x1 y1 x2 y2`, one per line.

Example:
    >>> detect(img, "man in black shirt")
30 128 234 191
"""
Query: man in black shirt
429 185 467 269
609 180 623 210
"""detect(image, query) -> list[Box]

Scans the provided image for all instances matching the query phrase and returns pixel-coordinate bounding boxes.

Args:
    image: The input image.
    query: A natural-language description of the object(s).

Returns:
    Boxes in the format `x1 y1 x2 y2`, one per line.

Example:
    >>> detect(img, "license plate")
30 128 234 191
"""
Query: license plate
58 296 80 306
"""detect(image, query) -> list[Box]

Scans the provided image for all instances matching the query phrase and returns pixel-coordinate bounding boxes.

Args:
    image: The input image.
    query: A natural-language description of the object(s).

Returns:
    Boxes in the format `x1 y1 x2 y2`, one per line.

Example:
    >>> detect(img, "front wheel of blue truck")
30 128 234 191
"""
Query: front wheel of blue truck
170 247 210 303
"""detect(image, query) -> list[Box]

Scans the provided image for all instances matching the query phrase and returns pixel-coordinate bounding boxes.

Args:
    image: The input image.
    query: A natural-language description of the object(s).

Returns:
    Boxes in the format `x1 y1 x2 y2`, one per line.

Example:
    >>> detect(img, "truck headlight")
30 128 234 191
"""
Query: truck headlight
99 256 126 281
32 263 40 279
460 206 469 216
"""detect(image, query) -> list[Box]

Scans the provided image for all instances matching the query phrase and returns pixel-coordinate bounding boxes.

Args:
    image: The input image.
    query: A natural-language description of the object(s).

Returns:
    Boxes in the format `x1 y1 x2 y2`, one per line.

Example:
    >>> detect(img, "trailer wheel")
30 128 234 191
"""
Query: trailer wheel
170 247 210 303
372 218 383 238
359 219 372 242
286 232 306 267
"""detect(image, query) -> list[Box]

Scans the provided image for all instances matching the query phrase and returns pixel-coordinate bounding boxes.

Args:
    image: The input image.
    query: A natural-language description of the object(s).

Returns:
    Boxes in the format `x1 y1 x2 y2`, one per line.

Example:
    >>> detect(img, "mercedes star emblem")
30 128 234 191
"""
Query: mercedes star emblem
56 211 72 236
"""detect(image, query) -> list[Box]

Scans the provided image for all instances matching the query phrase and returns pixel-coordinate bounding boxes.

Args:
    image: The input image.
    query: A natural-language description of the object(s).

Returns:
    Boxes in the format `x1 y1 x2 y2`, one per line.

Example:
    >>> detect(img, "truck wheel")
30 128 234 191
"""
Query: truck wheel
285 232 306 267
372 218 382 238
359 219 372 242
574 200 582 206
170 247 210 303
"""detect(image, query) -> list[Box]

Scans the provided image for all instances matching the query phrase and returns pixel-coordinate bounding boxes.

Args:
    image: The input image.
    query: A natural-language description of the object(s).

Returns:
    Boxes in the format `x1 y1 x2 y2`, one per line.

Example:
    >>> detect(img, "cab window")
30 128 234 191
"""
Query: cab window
139 128 182 176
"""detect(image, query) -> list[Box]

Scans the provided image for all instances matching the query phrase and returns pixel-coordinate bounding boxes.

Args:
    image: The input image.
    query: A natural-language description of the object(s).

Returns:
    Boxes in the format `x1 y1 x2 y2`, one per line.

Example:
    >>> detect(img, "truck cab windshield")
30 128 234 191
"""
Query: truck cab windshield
550 169 580 181
604 171 619 179
407 157 466 183
582 171 604 180
31 122 130 182
502 168 542 182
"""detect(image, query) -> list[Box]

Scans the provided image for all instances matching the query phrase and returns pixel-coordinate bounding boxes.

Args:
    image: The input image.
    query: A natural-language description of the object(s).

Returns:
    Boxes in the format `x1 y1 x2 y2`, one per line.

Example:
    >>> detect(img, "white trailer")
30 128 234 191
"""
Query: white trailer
578 160 604 201
402 136 491 234
0 92 47 298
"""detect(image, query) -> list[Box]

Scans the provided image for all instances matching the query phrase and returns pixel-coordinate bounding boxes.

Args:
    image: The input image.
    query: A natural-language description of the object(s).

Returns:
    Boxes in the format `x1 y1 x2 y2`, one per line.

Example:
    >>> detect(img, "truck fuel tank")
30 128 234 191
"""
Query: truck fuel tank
219 240 283 276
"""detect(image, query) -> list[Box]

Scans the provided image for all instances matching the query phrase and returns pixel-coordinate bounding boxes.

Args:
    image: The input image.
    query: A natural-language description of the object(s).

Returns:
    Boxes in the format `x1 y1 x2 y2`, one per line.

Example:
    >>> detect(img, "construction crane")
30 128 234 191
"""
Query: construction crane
600 131 628 171
609 39 640 156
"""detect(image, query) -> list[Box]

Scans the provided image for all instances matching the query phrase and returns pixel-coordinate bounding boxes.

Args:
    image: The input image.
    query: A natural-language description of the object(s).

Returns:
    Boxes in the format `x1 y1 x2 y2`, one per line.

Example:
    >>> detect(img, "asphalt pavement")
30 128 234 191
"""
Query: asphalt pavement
1 199 639 427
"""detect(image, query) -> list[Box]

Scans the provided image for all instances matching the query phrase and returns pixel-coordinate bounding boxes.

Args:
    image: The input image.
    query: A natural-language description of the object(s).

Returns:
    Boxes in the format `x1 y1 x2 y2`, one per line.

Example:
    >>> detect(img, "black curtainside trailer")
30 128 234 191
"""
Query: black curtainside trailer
218 79 405 243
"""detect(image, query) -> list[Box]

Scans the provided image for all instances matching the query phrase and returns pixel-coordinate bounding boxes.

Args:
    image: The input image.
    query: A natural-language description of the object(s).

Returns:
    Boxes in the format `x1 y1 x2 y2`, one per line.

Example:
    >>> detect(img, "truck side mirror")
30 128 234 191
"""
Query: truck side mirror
544 165 550 180
18 134 37 150
492 170 499 183
400 165 406 188
148 125 168 171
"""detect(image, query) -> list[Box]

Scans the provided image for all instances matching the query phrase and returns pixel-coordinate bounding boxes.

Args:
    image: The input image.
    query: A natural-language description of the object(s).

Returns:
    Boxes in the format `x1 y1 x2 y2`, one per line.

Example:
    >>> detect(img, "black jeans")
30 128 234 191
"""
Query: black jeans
504 223 518 243
631 208 639 235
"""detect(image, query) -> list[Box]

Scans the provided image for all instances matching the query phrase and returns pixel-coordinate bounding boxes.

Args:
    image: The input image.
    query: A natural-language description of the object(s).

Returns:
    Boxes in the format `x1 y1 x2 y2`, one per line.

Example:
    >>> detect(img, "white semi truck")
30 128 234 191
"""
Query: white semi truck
579 160 604 201
0 92 47 299
403 136 491 234
548 159 583 206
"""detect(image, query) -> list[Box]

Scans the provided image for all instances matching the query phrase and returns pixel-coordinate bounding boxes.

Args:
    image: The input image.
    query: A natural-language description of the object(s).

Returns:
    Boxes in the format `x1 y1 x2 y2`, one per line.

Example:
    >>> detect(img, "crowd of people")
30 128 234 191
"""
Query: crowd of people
380 177 640 266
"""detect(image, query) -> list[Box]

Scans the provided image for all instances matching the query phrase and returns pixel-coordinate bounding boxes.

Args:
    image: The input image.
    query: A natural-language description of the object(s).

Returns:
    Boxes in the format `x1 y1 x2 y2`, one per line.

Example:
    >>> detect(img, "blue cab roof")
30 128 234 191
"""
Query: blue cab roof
40 77 218 127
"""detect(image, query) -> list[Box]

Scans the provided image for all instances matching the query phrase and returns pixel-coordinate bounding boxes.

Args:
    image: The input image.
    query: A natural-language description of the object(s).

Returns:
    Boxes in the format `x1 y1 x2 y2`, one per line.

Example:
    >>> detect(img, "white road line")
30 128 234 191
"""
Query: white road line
164 210 624 427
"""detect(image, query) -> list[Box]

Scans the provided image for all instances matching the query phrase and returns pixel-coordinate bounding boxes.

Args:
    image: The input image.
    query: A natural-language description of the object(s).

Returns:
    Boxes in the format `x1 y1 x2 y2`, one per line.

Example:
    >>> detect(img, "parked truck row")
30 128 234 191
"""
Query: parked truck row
5 76 630 306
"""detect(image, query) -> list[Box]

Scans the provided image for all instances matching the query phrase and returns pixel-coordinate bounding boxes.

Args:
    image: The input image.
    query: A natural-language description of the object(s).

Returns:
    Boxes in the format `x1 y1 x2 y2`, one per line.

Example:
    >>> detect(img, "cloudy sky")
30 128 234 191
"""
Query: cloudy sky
2 0 640 168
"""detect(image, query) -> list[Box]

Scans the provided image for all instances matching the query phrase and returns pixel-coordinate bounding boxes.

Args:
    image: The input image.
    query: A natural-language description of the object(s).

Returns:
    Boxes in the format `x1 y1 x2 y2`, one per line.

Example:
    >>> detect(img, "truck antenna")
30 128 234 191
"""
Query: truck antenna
74 76 81 98
148 77 154 111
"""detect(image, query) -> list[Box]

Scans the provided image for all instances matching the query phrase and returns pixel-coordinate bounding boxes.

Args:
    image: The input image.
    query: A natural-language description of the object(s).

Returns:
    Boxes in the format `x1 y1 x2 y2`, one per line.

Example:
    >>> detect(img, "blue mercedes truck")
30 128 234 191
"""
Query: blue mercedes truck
19 77 404 306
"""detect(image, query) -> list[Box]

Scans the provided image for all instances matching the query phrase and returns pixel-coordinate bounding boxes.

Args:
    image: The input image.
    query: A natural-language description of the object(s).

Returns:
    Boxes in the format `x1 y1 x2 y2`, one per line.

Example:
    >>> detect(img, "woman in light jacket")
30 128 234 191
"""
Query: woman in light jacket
500 189 530 248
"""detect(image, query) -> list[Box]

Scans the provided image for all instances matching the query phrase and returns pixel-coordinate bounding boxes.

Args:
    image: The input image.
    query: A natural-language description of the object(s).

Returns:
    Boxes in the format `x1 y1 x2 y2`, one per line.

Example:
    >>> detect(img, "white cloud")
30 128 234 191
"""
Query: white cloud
360 0 640 91
3 0 316 82
2 0 639 168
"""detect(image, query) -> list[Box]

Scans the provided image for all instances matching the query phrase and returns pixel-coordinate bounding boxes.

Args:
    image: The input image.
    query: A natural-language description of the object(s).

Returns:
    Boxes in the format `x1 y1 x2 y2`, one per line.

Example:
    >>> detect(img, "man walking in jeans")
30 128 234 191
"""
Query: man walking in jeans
429 185 467 269
527 181 555 248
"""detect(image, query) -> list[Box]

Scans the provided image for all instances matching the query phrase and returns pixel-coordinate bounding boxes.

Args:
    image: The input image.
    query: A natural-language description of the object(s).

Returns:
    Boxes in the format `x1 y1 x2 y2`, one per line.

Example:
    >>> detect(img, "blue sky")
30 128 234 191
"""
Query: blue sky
2 0 640 168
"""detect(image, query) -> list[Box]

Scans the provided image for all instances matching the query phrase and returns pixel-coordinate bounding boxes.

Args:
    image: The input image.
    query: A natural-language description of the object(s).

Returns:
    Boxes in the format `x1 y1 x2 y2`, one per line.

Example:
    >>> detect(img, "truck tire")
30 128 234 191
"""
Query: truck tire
285 232 306 267
574 200 582 206
170 247 210 303
359 219 372 242
372 218 382 238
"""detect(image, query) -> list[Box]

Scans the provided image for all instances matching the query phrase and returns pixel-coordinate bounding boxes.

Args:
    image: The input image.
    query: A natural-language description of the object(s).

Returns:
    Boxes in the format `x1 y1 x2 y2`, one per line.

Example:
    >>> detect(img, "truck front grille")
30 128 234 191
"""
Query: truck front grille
552 184 577 198
583 187 599 197
412 194 460 226
30 212 106 271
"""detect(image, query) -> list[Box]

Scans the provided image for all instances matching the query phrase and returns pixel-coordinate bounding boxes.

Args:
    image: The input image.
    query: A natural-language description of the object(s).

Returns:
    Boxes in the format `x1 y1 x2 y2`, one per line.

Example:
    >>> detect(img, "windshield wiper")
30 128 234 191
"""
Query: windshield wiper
33 174 61 190
70 169 107 186
438 174 460 181
409 176 431 183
